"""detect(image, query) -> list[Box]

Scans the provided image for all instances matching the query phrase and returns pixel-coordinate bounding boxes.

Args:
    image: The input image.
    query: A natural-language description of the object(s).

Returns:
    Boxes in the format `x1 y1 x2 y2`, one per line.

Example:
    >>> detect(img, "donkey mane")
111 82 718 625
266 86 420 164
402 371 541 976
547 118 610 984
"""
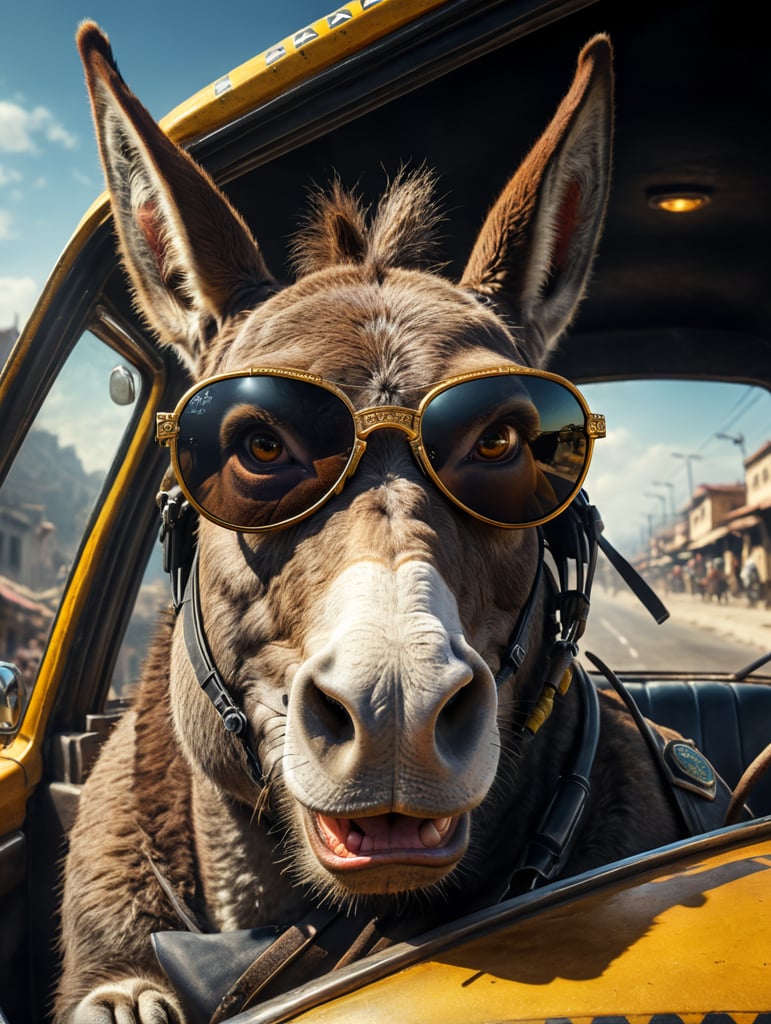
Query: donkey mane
290 168 446 278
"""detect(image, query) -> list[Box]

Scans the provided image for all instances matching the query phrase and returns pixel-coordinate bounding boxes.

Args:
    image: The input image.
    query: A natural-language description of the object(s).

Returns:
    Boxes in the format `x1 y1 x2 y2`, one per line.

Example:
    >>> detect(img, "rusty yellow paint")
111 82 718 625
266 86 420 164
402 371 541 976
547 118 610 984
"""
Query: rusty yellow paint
287 836 771 1022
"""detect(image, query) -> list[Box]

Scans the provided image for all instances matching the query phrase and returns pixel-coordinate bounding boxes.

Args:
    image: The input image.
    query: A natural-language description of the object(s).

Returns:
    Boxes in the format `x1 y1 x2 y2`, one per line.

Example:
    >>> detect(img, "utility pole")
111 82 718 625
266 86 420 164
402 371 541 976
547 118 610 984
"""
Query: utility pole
652 480 676 518
644 491 668 525
671 452 702 502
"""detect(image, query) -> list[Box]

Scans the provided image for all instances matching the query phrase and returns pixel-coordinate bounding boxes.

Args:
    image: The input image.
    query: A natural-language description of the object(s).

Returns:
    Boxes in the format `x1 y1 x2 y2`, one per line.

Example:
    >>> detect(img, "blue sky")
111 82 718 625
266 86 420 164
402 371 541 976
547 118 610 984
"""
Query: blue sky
0 0 326 329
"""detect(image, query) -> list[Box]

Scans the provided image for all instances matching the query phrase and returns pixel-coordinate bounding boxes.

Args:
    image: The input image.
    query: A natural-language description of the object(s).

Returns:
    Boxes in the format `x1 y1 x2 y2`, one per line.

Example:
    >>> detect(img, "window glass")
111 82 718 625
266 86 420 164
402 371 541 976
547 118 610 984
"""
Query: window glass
109 544 167 701
0 332 140 735
579 380 771 673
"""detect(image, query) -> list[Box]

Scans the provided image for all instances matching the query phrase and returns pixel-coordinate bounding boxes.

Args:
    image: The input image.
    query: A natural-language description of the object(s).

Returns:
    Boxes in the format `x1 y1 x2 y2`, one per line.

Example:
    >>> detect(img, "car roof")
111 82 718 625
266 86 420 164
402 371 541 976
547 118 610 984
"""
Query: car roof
117 0 766 391
31 0 767 406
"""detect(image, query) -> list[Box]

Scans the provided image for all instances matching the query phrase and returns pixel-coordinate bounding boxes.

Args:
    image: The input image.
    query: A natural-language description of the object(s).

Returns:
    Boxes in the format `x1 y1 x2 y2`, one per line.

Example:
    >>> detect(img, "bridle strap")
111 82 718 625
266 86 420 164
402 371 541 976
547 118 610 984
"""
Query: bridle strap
503 660 600 896
494 530 547 687
181 551 263 786
158 486 196 613
584 649 744 834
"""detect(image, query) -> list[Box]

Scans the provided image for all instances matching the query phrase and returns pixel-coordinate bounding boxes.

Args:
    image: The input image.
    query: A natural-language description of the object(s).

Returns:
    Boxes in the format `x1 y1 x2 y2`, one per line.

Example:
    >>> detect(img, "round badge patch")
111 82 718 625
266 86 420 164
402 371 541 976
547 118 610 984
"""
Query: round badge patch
670 742 716 786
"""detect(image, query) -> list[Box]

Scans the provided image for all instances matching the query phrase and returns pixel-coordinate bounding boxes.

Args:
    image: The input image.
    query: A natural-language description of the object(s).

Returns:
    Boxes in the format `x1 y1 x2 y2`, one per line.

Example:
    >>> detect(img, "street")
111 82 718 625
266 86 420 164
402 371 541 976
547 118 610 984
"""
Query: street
581 586 770 676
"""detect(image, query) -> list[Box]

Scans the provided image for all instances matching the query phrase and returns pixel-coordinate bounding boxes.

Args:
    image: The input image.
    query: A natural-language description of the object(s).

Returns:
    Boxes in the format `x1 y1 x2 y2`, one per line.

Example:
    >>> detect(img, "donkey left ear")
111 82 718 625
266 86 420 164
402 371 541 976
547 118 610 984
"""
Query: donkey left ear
460 35 613 366
77 22 276 371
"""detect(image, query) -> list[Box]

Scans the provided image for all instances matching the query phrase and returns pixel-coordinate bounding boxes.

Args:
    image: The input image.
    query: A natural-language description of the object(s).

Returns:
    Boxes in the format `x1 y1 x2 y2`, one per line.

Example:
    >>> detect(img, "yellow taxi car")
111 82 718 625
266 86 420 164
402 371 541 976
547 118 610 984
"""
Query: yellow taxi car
1 1 770 1021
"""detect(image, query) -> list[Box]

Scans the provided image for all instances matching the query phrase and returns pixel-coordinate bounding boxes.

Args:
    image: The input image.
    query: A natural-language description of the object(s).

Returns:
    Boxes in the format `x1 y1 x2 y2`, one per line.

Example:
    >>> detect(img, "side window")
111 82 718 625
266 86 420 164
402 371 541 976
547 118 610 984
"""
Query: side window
0 331 147 732
579 379 771 672
109 544 167 701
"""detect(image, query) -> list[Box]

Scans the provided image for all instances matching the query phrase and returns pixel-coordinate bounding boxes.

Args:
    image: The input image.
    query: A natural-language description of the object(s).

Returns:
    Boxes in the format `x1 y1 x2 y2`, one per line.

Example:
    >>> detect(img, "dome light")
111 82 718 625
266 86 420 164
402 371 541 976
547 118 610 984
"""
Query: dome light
647 188 712 213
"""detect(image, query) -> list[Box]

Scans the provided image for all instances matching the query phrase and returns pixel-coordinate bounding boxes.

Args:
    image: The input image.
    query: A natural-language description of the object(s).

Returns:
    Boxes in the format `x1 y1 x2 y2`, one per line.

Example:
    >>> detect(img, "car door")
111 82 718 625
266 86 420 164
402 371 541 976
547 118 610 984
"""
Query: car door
0 201 185 1022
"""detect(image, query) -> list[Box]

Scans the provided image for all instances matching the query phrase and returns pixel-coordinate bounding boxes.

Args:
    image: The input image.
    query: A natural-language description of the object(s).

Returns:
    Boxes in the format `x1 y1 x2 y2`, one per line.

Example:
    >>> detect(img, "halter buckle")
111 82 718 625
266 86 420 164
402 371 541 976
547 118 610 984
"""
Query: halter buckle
157 486 197 612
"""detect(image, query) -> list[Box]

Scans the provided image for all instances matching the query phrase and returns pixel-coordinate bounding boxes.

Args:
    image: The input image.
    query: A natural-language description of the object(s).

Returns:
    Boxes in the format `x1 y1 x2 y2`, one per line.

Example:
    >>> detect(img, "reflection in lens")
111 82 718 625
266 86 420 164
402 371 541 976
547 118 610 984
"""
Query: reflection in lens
176 376 355 529
421 374 588 525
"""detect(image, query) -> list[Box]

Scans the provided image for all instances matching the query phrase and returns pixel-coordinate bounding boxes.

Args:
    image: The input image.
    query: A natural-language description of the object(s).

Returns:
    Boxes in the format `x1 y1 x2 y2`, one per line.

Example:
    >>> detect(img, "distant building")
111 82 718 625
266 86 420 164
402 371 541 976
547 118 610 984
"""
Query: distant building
687 483 746 553
723 440 771 594
0 424 99 667
0 574 53 670
745 440 771 507
0 504 57 591
641 440 771 605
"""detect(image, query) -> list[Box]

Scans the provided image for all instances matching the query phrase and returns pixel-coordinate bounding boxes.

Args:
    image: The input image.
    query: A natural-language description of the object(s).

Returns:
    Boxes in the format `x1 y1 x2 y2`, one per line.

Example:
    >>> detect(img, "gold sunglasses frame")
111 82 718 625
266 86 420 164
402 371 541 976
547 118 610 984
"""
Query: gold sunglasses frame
156 365 605 532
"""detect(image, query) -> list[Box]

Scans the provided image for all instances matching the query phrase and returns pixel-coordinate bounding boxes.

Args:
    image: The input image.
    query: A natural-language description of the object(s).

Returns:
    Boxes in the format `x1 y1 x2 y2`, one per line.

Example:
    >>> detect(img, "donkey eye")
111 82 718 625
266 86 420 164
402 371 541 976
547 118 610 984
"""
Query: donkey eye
473 423 521 462
247 430 285 464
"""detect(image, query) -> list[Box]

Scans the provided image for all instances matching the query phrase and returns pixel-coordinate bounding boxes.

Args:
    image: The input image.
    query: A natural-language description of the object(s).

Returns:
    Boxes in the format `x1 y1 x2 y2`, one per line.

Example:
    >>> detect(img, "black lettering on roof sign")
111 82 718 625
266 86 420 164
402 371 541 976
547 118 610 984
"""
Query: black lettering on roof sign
327 10 353 28
293 27 319 47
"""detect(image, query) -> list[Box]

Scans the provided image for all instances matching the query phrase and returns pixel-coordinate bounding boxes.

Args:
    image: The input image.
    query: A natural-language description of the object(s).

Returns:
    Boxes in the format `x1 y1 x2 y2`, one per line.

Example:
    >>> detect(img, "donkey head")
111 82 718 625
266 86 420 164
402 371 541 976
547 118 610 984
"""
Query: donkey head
78 23 612 911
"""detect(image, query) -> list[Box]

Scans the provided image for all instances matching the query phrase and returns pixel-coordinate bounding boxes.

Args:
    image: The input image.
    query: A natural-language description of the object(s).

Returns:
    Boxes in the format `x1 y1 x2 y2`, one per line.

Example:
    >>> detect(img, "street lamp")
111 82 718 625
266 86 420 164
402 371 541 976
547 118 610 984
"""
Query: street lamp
671 452 702 500
716 432 746 457
644 491 668 524
652 480 676 517
716 432 746 479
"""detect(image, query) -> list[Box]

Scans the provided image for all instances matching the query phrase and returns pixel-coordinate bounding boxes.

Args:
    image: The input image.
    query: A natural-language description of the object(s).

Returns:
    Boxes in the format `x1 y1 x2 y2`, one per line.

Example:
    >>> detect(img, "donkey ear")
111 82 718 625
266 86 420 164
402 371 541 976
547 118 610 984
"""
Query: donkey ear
77 22 276 370
460 35 613 366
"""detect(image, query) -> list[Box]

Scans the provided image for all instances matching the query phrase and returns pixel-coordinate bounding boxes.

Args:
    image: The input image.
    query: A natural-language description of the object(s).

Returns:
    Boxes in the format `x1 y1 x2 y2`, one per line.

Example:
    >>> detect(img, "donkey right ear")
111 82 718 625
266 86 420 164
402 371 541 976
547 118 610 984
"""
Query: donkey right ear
77 23 276 371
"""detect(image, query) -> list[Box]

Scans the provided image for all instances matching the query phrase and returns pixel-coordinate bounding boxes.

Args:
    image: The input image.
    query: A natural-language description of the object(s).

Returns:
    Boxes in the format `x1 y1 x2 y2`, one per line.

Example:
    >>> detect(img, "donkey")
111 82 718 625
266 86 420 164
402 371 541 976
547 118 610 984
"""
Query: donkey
56 23 700 1024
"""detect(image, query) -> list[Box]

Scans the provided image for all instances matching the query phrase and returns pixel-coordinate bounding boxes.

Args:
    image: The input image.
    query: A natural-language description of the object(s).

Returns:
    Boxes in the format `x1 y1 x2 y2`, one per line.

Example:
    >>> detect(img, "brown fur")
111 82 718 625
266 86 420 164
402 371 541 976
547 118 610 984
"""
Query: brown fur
56 25 684 1024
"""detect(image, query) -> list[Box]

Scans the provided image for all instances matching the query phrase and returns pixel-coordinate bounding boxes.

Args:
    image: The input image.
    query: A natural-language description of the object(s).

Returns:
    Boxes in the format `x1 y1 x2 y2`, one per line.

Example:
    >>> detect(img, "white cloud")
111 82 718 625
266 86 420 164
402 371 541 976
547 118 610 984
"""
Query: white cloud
0 100 77 153
0 276 38 328
44 120 78 149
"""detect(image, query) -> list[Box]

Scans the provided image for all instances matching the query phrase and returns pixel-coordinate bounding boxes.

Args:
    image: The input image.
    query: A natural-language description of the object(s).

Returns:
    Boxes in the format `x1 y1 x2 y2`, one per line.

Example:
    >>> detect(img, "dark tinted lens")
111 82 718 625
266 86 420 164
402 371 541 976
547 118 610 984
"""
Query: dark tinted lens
176 375 355 529
421 374 589 525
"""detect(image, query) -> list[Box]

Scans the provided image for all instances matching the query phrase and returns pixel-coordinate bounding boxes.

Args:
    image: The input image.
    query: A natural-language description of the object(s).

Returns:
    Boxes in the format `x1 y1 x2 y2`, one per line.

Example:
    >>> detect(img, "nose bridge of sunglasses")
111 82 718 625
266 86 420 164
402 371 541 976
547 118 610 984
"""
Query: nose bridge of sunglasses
353 406 421 440
332 406 424 492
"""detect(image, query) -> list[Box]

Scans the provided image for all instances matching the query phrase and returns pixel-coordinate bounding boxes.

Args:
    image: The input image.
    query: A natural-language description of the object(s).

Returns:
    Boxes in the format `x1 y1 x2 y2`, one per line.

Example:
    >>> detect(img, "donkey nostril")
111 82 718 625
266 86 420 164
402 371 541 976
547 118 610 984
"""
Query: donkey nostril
435 676 487 756
324 692 347 716
438 685 469 726
444 688 463 711
308 687 355 744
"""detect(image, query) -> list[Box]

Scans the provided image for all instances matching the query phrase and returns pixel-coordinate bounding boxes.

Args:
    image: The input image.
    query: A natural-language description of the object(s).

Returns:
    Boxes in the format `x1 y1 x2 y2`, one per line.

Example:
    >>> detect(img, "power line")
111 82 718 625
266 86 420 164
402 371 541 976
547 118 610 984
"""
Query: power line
695 387 762 454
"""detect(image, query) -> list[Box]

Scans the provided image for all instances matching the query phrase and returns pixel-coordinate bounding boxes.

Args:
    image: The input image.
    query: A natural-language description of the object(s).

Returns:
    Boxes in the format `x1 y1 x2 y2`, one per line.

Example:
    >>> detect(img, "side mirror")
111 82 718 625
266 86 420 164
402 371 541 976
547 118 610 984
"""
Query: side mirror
0 662 25 738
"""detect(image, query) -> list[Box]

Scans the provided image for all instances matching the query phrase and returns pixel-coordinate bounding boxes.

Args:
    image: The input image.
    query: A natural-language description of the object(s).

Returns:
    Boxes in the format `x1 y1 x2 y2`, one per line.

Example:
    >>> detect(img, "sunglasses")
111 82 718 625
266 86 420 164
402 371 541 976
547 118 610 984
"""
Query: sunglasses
155 366 605 532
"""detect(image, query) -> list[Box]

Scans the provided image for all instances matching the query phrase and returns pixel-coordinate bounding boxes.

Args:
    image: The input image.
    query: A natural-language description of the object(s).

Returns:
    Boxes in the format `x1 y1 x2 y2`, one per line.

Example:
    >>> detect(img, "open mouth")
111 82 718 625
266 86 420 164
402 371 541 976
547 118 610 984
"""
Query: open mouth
308 810 468 871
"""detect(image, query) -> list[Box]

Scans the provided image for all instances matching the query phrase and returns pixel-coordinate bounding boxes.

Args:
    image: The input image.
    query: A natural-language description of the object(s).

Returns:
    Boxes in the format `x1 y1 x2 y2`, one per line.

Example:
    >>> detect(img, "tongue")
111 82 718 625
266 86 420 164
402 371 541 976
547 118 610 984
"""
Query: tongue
317 812 456 858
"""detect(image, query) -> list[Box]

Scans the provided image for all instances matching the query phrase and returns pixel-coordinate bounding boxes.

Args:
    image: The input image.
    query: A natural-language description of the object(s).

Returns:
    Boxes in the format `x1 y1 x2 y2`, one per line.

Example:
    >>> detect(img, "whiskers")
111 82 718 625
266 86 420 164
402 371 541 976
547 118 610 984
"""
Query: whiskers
247 706 287 824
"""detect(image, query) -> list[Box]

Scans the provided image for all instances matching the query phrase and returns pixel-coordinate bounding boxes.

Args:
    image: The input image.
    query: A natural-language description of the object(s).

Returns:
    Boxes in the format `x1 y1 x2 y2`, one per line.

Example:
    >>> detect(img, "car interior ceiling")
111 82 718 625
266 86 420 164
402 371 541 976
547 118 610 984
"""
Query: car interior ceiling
211 0 770 386
94 0 771 387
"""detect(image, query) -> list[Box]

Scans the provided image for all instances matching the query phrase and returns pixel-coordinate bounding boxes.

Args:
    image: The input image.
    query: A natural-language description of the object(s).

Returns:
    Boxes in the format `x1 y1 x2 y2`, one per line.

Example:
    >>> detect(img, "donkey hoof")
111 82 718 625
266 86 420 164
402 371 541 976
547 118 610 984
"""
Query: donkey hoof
70 978 184 1023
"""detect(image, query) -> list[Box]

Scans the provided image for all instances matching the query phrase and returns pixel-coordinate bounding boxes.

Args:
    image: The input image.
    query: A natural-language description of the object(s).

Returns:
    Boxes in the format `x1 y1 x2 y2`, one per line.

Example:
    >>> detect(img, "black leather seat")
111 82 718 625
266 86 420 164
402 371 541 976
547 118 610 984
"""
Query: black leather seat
620 680 771 818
